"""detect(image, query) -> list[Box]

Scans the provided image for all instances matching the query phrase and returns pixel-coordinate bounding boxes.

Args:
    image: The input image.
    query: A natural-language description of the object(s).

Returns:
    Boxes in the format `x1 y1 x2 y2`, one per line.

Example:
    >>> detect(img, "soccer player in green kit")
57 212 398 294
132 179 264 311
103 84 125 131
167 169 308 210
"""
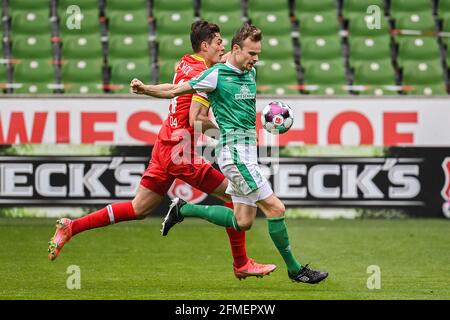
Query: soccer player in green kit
130 23 328 284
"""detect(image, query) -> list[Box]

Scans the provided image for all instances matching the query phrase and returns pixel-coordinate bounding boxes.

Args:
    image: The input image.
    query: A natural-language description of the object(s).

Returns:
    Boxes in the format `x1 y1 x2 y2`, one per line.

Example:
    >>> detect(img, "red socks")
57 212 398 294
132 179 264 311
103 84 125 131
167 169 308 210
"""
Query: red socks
71 200 249 268
224 201 249 268
72 201 136 236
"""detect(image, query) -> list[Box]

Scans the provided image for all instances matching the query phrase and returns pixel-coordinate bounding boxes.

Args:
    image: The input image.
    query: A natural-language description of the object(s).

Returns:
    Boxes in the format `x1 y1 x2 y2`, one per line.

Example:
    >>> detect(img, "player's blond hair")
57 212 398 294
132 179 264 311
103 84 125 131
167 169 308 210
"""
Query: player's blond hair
231 23 262 49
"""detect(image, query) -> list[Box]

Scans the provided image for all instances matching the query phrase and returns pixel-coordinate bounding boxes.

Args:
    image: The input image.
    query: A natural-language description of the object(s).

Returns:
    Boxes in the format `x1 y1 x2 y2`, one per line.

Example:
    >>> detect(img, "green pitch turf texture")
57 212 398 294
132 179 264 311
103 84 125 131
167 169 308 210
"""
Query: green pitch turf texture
0 218 449 300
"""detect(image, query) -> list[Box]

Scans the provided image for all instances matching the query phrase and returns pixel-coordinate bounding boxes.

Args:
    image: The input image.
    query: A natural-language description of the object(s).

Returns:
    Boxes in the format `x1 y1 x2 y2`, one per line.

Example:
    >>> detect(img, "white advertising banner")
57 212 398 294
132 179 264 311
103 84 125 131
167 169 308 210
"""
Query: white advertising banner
0 97 449 146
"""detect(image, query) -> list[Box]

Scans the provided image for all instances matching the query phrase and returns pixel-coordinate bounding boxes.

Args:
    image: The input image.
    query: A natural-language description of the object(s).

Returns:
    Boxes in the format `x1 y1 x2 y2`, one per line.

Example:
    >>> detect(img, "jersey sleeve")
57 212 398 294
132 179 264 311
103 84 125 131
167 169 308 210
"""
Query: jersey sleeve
192 92 210 108
188 67 219 93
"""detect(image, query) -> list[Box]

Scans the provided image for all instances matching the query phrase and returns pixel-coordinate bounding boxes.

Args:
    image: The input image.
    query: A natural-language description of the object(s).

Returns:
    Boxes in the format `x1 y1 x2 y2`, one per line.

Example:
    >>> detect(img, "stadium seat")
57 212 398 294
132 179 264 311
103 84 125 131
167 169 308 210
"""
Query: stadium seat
153 0 194 13
443 16 450 33
58 0 99 17
201 0 242 12
390 0 432 20
406 84 448 95
201 12 243 38
64 83 105 94
402 62 446 95
301 36 343 68
13 59 55 94
62 59 103 84
249 12 292 36
447 47 450 68
307 85 348 95
11 35 53 59
62 35 102 59
108 11 149 35
158 59 179 83
256 60 298 94
295 0 337 21
9 0 49 11
353 61 396 86
397 37 441 68
394 13 436 32
14 83 55 94
446 42 450 65
299 13 340 37
60 56 104 93
348 37 392 68
105 0 148 13
302 61 347 85
247 0 289 13
438 0 450 20
110 59 152 93
442 17 450 49
0 64 7 92
342 0 385 20
109 35 149 60
357 87 400 96
260 35 294 61
258 85 300 95
347 15 390 38
158 35 193 60
59 10 101 36
155 11 195 35
10 10 51 35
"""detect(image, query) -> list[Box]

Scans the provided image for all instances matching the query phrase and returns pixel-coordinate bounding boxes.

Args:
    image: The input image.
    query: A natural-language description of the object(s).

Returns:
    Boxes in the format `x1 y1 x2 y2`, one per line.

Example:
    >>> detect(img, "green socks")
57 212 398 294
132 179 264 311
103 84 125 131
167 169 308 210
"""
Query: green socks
180 203 240 230
180 205 302 273
267 216 302 274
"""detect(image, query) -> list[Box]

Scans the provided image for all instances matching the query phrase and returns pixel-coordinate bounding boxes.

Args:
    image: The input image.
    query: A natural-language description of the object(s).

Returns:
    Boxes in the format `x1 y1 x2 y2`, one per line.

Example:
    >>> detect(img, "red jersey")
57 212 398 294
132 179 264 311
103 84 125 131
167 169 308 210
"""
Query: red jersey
157 54 210 144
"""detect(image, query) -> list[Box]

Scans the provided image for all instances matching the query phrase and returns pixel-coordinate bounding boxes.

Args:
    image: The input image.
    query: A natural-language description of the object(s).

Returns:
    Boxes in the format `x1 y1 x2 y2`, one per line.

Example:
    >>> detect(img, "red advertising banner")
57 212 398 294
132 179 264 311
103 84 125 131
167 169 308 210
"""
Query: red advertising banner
1 97 449 146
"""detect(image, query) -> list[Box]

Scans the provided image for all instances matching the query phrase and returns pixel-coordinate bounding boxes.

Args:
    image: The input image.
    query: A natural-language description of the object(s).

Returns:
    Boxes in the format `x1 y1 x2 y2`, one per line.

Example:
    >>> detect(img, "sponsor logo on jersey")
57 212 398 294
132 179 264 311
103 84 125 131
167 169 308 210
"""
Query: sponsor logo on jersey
235 84 255 100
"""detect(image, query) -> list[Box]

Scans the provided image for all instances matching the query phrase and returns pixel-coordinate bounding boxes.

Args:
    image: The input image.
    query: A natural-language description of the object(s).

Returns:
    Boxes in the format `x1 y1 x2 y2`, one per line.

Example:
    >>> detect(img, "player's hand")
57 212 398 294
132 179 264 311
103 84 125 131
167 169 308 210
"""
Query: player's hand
130 78 146 94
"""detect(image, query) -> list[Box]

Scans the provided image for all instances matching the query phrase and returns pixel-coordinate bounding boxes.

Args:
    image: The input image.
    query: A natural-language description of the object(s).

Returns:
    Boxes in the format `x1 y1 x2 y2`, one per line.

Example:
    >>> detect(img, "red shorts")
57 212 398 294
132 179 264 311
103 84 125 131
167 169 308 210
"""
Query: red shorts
140 138 225 196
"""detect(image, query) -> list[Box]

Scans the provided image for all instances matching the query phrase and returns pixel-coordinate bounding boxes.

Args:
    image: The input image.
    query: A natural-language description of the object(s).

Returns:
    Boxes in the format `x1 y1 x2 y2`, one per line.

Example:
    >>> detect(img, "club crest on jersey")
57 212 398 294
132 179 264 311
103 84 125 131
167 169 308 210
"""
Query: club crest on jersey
441 157 450 218
235 84 255 100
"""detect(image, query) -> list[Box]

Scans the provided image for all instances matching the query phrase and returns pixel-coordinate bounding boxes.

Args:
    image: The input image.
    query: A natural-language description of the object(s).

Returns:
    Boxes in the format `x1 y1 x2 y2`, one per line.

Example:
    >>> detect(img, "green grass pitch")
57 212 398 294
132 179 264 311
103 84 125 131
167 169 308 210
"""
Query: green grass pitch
0 217 449 300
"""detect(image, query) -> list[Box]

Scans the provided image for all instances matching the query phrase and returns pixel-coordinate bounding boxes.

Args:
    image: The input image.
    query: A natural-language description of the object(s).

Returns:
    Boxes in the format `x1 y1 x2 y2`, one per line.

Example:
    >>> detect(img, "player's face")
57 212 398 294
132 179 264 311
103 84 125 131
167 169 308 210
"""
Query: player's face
235 38 261 71
205 33 225 65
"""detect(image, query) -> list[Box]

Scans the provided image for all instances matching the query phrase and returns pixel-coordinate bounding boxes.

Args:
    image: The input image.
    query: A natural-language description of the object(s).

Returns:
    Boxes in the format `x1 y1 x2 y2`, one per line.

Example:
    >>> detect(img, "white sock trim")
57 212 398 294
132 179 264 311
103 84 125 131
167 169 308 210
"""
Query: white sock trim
106 205 115 224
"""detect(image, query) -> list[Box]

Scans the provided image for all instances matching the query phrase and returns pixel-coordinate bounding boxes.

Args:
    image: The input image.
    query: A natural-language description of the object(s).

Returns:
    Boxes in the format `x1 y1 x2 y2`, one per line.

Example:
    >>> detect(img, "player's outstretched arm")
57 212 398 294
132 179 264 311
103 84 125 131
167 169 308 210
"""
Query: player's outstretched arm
130 78 195 99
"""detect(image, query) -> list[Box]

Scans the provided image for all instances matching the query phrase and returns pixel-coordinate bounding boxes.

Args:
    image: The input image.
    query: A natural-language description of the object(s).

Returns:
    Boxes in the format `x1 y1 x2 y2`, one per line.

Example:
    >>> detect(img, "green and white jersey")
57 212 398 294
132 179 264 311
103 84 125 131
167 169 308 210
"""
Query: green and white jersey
188 61 257 145
189 61 271 197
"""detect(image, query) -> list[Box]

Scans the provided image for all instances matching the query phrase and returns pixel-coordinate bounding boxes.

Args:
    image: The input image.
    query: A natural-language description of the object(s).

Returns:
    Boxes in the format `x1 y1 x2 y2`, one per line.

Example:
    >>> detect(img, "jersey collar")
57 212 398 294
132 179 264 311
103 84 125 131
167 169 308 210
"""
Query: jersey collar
191 54 207 66
225 60 245 74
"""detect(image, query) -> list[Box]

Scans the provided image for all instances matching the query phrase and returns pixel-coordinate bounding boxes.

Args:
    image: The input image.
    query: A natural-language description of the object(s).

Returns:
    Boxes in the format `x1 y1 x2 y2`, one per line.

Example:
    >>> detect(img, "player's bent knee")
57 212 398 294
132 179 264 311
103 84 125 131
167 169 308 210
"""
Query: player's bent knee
237 222 252 231
236 217 253 231
270 202 285 218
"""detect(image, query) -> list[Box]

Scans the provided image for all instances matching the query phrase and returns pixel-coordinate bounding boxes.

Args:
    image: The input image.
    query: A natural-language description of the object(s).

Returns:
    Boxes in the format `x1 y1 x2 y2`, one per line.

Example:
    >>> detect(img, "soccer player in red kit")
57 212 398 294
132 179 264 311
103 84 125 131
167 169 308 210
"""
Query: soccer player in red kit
47 20 276 280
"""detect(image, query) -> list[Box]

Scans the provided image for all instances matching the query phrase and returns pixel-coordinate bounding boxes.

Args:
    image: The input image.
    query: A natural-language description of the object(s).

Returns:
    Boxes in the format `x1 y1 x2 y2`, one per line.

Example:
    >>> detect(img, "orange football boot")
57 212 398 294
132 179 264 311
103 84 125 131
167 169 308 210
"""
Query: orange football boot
48 218 73 261
234 258 277 280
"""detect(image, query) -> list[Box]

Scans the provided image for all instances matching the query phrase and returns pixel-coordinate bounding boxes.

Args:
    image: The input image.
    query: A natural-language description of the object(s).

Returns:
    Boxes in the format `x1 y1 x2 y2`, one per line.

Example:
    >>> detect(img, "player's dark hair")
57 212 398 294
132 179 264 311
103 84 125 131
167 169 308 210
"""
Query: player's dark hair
190 20 221 52
231 23 262 49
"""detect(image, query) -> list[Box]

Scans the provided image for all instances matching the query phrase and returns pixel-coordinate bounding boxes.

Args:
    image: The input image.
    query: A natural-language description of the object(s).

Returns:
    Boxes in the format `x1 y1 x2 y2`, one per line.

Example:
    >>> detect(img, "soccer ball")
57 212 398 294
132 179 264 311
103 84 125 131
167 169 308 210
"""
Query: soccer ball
261 101 294 134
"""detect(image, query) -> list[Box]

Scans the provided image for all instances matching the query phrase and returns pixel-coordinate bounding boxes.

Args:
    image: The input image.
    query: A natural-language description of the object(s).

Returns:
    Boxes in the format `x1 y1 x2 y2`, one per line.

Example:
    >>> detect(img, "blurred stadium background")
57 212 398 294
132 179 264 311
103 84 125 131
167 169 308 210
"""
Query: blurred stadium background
1 0 450 300
0 0 449 94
